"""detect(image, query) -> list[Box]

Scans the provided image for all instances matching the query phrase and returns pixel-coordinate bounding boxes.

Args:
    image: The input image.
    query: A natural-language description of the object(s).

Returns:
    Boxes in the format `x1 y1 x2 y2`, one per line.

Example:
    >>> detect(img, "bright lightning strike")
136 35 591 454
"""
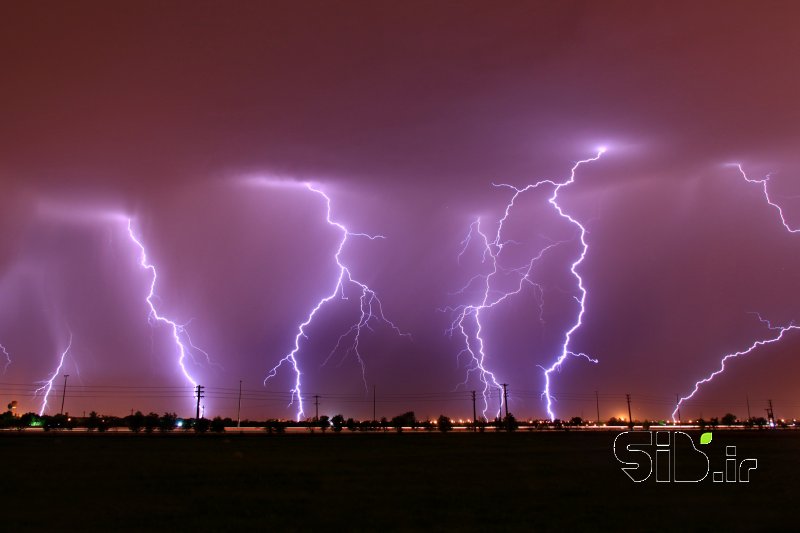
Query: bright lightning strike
446 149 605 421
127 219 211 396
444 219 561 419
34 333 73 416
264 183 409 421
672 316 799 421
673 164 800 420
0 343 10 374
736 164 800 233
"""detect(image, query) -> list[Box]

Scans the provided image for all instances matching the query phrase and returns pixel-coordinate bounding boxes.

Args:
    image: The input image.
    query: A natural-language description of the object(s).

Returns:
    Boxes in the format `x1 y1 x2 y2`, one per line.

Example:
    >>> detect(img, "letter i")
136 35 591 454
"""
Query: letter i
726 446 737 482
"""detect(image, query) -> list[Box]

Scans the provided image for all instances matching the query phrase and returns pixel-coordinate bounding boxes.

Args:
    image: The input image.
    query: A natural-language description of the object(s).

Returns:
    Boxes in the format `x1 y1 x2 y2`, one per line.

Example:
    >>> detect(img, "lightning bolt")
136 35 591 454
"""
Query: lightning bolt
0 343 10 374
34 332 73 416
672 316 799 421
446 149 605 421
444 219 561 419
127 219 211 396
264 183 409 421
672 164 800 420
736 164 800 233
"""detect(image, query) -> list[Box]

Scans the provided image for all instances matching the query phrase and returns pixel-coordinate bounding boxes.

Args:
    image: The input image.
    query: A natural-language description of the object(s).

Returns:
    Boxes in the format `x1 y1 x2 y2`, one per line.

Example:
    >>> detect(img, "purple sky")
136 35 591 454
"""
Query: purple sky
2 1 800 421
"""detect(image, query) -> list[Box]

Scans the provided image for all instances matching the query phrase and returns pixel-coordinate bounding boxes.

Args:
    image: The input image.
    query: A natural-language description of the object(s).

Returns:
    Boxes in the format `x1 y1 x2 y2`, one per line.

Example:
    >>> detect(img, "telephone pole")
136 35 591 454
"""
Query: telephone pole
595 390 600 424
626 393 633 426
60 374 69 415
501 384 509 419
195 385 205 420
471 391 477 432
501 384 510 431
314 395 320 421
766 399 775 426
237 380 242 428
746 394 752 421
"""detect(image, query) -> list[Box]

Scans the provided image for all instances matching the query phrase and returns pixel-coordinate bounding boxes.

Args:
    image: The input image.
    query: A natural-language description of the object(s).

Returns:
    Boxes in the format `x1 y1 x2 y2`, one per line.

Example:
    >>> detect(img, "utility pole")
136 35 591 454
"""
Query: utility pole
675 394 681 424
501 384 510 431
314 395 320 421
471 391 477 432
195 385 204 420
501 384 509 419
766 399 775 426
60 374 69 415
626 393 633 427
595 390 600 424
237 380 242 428
746 394 752 421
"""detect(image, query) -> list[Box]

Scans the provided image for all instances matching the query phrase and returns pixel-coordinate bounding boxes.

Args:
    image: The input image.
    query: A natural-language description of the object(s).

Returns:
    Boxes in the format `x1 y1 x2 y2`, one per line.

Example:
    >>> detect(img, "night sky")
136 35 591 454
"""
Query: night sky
3 1 800 422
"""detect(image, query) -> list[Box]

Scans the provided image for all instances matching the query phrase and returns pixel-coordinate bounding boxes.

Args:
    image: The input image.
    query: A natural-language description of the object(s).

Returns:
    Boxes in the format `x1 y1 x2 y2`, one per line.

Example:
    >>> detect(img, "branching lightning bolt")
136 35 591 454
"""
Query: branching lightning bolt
444 219 561 419
736 164 800 233
34 332 73 416
445 149 605 421
127 219 211 394
672 164 800 420
264 183 409 421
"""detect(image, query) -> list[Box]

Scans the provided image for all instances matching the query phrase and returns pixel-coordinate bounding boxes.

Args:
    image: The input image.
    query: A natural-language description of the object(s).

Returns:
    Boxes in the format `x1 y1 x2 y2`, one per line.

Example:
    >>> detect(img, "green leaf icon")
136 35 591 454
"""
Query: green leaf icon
700 432 713 445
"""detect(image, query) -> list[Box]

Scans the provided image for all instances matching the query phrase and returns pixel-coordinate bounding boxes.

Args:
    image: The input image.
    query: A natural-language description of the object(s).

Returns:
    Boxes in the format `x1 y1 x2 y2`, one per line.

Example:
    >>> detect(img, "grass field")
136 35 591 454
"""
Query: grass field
2 430 797 531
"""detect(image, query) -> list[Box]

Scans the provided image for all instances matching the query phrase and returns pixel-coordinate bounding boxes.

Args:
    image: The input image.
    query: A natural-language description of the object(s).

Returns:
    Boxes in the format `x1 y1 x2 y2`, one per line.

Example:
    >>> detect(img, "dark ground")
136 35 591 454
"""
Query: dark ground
1 430 798 531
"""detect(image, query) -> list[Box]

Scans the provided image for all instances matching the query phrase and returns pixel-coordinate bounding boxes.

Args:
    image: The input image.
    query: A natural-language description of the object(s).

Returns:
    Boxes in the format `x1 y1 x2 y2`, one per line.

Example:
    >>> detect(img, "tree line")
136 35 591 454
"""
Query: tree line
2 408 797 432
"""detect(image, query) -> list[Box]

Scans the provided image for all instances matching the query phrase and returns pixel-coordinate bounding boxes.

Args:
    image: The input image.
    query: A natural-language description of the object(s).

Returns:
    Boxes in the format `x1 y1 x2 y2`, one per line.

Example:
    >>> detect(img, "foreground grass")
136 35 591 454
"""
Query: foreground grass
1 430 797 531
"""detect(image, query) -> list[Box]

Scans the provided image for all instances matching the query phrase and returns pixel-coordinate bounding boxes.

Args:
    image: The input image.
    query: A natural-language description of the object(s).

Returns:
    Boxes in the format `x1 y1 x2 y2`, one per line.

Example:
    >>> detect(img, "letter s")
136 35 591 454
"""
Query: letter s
614 431 653 482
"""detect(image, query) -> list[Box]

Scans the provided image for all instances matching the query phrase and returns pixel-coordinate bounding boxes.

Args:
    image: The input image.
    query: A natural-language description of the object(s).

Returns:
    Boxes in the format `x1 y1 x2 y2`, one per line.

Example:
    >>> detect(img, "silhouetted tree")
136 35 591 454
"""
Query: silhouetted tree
437 415 453 432
125 411 144 432
19 412 39 429
721 413 737 426
194 417 211 433
0 411 14 429
504 413 518 432
144 412 160 433
43 414 69 431
345 417 357 431
159 412 178 432
87 411 100 431
391 411 416 432
331 414 345 432
318 415 330 432
569 416 583 426
210 417 226 432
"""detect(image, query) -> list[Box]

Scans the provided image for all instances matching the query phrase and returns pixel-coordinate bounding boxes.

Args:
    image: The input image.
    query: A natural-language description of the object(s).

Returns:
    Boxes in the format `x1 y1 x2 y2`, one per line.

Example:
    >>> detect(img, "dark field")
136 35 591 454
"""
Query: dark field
2 430 798 531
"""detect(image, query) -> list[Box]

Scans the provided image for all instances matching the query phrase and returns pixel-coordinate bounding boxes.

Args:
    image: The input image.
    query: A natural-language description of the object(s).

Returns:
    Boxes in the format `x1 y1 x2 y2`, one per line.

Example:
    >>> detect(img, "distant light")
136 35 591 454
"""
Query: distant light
176 420 183 428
